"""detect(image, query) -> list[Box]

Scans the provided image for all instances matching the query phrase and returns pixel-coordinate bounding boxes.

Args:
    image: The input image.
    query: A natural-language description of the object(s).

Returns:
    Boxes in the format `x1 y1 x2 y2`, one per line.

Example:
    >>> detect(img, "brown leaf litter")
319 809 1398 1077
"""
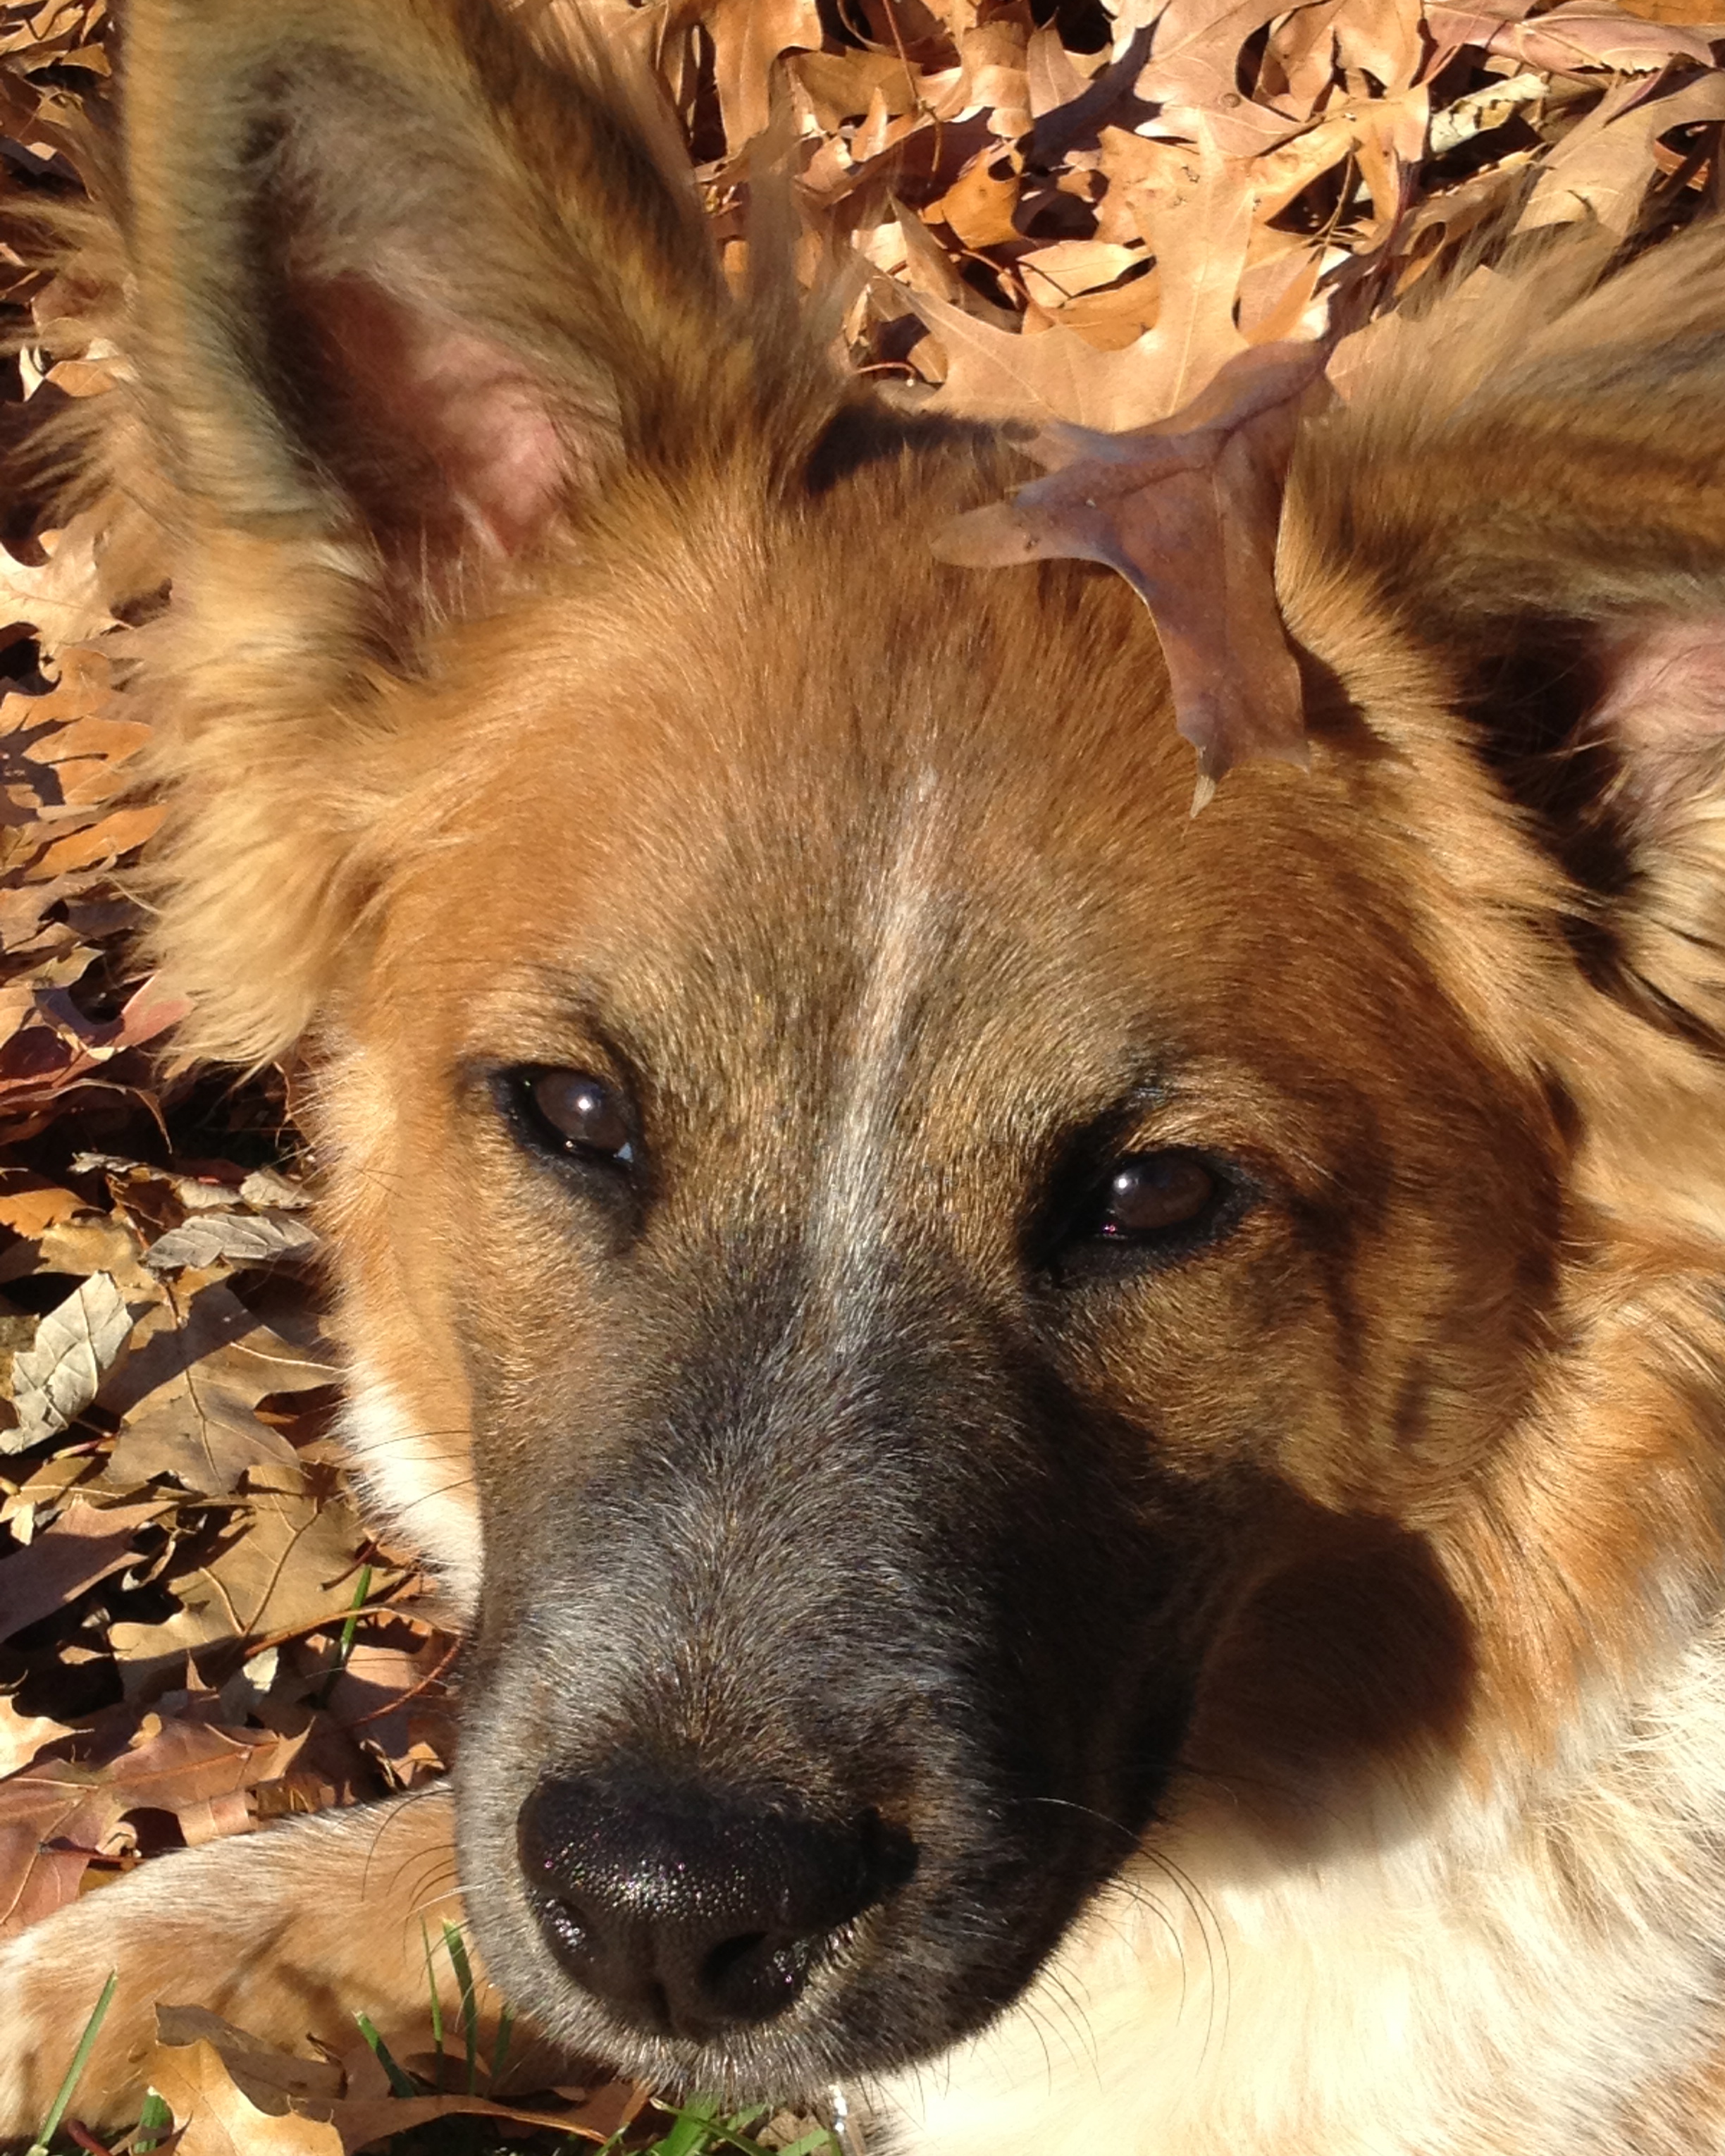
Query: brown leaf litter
2 0 1724 2145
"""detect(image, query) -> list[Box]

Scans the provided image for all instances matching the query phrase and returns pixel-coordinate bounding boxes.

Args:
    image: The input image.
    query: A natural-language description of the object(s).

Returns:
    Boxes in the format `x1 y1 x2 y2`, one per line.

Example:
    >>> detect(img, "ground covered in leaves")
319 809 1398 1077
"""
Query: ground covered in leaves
0 0 1721 2145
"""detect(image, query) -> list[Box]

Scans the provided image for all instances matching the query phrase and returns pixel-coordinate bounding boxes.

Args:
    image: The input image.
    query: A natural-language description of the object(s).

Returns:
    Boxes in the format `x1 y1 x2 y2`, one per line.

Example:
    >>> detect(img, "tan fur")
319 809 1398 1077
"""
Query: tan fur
9 4 1725 2149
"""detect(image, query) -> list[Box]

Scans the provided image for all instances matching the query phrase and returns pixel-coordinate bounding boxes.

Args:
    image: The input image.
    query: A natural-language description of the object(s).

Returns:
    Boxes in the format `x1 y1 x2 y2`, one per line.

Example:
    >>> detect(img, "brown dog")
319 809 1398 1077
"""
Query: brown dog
8 4 1725 2150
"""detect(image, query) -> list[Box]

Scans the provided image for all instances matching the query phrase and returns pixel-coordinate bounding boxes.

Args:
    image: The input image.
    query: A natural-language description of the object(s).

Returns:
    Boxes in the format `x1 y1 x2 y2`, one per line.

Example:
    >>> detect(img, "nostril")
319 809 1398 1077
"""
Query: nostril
703 1928 769 1984
533 1892 593 1970
701 1927 814 2023
517 1771 917 2039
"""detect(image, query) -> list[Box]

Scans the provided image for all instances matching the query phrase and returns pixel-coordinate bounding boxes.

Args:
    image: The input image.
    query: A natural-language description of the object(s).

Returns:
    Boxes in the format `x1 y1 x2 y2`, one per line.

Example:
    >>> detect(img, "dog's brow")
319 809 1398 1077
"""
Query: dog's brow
1069 1068 1174 1143
507 971 650 1083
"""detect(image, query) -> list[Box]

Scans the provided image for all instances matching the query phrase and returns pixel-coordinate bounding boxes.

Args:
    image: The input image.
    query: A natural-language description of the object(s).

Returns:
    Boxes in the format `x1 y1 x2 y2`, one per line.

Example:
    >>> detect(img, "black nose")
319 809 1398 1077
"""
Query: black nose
517 1772 916 2040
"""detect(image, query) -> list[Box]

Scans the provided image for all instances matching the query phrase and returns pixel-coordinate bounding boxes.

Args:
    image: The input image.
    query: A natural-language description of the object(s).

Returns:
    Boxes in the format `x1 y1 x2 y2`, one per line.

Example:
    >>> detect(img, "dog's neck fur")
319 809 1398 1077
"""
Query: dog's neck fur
874 1621 1725 2156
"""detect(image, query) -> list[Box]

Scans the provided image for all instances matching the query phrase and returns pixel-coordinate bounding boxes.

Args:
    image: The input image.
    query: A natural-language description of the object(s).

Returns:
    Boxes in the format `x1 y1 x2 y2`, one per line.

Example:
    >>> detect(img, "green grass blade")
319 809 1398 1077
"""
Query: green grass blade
703 2116 829 2156
315 1565 373 1707
128 2091 172 2156
440 1921 479 2095
488 2004 514 2090
653 2098 722 2156
352 2012 418 2099
25 1969 117 2156
691 2119 767 2156
419 1918 445 2091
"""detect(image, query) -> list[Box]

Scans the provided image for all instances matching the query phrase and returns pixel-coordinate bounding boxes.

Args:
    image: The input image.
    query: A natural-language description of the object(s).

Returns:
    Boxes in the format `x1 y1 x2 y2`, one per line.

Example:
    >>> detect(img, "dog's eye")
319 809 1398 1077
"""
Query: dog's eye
511 1068 636 1166
1040 1145 1239 1286
1096 1152 1217 1240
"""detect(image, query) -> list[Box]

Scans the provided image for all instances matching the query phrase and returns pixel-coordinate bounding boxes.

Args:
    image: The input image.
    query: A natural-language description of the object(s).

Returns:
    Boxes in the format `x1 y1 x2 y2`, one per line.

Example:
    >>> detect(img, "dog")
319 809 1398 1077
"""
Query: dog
8 3 1725 2150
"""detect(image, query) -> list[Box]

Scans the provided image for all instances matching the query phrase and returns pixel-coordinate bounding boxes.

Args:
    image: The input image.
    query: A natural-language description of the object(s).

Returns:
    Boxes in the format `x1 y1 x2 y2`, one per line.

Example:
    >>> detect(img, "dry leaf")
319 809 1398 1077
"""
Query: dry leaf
307 2089 638 2152
0 1716 305 1936
693 0 823 147
934 340 1329 802
144 1211 318 1274
6 1271 132 1450
933 149 1021 247
0 515 120 649
1333 0 1428 91
908 296 1182 429
1428 0 1717 72
0 1766 111 1930
110 1489 371 1682
145 2009 641 2156
148 2033 345 2156
0 1694 75 1778
0 1496 168 1640
1019 240 1146 302
1521 68 1725 232
1123 147 1257 417
1135 0 1309 109
155 2007 345 2107
0 1174 87 1242
101 1281 335 1494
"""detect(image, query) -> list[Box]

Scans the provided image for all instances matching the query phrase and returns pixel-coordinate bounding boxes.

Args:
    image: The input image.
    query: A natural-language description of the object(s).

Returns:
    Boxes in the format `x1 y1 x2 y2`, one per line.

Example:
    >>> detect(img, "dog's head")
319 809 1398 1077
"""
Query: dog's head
111 0 1725 2102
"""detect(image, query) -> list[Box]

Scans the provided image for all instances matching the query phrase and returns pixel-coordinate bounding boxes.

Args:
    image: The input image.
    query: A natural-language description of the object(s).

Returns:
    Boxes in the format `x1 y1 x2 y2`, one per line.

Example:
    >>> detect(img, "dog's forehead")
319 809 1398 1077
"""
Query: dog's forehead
382 726 1448 1167
369 492 1483 1126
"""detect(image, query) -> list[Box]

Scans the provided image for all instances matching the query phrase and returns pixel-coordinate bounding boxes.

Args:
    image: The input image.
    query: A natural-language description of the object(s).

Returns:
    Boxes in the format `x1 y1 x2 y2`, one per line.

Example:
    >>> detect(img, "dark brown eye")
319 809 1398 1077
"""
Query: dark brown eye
521 1069 634 1164
1096 1151 1217 1239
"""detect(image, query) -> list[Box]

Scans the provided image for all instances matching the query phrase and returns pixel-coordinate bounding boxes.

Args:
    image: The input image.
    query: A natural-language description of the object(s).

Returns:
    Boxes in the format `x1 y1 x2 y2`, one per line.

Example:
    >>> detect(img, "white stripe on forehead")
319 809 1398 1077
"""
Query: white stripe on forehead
810 765 951 1280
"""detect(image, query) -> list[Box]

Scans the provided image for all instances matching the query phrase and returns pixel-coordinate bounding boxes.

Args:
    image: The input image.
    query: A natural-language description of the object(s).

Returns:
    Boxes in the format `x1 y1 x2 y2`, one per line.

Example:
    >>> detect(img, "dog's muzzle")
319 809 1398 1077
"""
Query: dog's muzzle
517 1772 919 2040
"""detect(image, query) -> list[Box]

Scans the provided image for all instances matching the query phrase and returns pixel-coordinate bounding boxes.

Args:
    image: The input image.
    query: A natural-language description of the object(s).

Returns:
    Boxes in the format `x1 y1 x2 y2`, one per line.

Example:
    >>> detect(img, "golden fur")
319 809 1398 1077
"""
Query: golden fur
8 4 1725 2151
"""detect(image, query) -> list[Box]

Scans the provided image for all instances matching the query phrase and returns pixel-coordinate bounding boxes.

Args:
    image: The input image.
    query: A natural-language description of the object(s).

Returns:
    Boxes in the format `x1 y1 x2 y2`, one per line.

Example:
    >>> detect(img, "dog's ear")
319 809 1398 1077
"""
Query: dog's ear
122 0 735 613
1294 223 1725 1049
114 0 792 1064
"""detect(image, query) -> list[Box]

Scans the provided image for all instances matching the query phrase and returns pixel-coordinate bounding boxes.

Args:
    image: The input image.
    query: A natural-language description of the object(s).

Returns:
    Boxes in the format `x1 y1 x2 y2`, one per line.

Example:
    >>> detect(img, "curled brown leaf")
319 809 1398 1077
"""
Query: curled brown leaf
933 339 1330 805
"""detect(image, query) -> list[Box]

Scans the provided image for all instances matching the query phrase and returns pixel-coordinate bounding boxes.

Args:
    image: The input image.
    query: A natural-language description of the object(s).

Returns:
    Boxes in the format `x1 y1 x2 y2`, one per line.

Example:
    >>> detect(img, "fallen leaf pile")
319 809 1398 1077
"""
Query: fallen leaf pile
0 0 1721 2145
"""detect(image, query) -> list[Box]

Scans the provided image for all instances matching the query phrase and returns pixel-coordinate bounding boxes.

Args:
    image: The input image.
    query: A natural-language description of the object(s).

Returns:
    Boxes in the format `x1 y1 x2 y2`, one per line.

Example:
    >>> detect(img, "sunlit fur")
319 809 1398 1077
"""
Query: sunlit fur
7 5 1725 2150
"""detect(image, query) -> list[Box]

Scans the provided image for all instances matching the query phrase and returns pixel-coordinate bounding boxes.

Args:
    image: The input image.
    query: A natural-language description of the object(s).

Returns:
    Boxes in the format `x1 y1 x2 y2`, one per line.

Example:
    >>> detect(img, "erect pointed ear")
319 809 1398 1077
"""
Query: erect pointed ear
1295 223 1725 1047
121 0 731 624
113 0 769 1066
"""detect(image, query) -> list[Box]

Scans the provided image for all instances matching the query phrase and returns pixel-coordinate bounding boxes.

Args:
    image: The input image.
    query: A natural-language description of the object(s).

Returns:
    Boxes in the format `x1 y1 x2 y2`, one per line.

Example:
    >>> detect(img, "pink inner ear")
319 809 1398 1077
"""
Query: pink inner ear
1595 617 1725 757
304 274 571 557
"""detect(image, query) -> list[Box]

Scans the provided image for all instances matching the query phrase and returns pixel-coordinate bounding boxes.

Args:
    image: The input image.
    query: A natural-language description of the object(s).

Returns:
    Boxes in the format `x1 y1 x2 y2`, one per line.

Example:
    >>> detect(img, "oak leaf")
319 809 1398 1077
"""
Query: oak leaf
0 514 120 651
109 1488 373 1687
1134 0 1305 107
148 2032 345 2156
0 1717 309 1936
1520 68 1725 234
146 2009 645 2156
100 1279 334 1496
1428 0 1716 71
933 340 1329 803
0 1496 170 1641
6 1271 132 1451
913 148 1263 431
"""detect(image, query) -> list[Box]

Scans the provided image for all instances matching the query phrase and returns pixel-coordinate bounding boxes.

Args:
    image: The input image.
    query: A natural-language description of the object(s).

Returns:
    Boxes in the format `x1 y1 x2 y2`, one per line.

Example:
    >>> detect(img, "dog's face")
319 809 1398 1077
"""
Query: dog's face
311 482 1569 2088
114 0 1725 2109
